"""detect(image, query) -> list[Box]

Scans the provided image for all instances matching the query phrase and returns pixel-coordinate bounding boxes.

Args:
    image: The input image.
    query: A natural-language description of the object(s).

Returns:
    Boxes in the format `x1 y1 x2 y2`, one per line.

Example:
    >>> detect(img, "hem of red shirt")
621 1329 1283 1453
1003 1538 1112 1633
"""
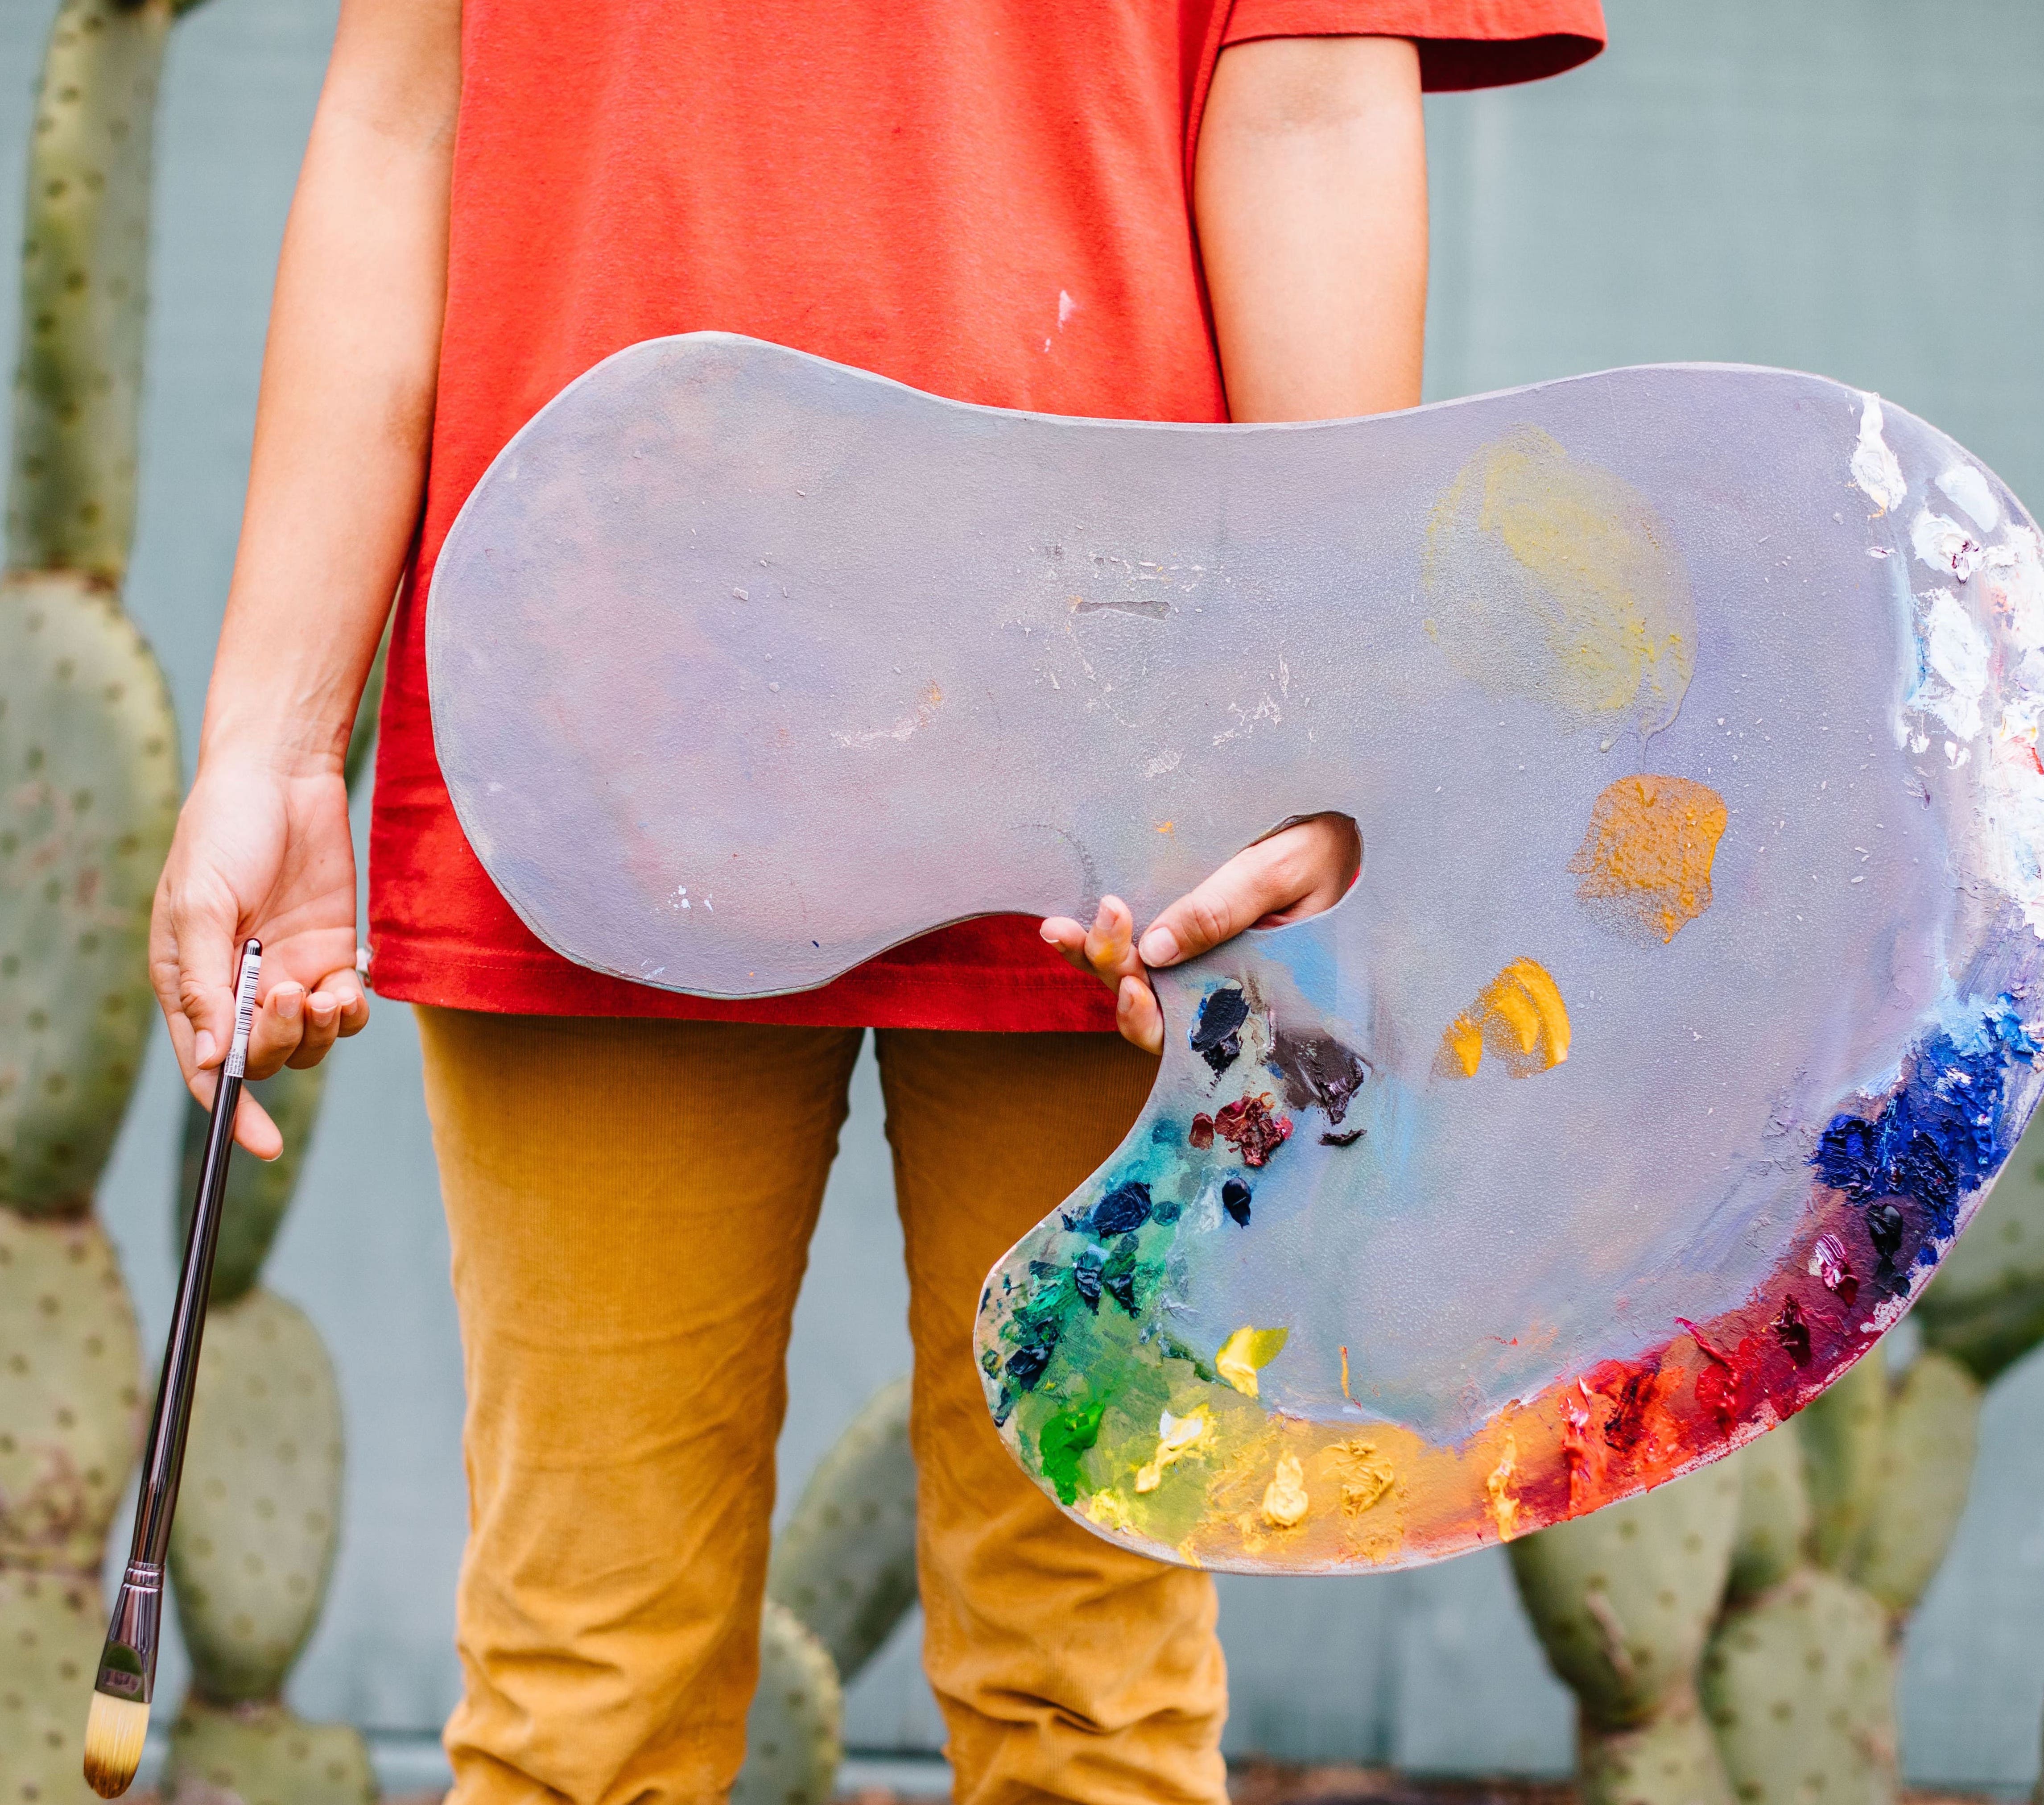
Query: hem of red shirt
366 933 1124 1032
1218 3 1604 92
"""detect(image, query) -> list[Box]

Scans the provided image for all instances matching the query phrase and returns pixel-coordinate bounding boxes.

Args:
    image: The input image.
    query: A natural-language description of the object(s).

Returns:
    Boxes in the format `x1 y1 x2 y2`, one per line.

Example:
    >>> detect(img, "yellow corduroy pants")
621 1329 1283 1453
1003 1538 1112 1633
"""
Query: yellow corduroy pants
416 1009 1228 1805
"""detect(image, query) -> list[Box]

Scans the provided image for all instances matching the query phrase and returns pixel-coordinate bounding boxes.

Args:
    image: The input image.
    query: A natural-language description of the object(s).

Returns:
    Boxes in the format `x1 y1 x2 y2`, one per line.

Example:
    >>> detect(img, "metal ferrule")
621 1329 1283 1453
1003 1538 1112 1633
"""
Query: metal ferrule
94 1561 162 1703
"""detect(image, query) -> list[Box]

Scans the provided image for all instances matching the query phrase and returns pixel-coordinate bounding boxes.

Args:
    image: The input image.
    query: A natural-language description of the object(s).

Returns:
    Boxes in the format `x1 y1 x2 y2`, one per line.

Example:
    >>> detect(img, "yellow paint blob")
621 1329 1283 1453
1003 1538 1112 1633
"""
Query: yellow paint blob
1331 1438 1396 1516
1082 1490 1136 1533
1215 1325 1291 1398
1421 426 1697 741
1434 958 1571 1081
1569 773 1728 944
1486 1436 1523 1541
1134 1406 1216 1494
1260 1453 1310 1528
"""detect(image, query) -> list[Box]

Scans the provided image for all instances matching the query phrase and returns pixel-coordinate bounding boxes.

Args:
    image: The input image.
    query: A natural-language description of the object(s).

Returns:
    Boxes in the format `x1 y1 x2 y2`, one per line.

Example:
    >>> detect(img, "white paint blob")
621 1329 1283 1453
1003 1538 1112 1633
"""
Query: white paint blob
1850 393 1907 514
1937 461 2000 531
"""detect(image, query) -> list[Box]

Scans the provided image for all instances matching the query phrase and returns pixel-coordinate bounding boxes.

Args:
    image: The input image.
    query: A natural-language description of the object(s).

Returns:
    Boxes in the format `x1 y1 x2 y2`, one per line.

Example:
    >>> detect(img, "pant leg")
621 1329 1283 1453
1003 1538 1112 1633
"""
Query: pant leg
875 1028 1229 1805
416 1007 864 1805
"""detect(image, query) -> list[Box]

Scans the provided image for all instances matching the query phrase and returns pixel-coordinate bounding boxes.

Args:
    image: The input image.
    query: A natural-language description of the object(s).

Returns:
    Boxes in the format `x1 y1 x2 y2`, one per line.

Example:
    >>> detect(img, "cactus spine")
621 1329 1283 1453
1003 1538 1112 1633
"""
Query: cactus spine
1 3 206 1800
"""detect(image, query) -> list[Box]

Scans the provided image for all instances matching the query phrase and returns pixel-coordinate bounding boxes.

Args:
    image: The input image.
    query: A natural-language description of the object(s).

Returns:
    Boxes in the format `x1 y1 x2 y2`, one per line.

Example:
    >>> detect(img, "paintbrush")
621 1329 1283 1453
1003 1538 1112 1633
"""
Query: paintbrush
82 939 263 1798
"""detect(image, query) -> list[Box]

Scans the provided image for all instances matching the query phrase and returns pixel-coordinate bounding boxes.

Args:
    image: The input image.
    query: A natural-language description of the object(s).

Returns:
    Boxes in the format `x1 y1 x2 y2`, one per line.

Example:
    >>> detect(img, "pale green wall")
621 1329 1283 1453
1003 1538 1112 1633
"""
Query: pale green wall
4 0 2041 1785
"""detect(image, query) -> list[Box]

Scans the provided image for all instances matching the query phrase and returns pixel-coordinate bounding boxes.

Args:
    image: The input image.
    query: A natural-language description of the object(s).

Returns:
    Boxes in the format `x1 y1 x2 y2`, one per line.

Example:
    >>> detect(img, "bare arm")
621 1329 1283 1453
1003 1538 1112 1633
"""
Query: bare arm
150 0 460 1152
1043 35 1427 1049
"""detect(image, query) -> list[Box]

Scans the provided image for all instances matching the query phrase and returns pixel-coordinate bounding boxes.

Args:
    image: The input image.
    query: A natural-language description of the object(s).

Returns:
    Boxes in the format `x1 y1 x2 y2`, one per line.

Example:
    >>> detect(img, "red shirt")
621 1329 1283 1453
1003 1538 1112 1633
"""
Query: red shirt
369 0 1605 1030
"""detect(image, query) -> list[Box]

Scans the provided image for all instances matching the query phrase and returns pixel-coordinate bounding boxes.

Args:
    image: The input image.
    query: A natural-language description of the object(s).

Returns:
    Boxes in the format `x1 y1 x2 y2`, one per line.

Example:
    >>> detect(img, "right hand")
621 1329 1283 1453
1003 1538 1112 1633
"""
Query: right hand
149 753 370 1158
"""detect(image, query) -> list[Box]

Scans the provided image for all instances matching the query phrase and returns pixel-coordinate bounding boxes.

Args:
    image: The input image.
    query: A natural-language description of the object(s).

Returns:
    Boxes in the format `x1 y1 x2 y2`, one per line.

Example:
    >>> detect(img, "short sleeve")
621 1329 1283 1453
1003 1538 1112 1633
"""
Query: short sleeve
1218 0 1606 92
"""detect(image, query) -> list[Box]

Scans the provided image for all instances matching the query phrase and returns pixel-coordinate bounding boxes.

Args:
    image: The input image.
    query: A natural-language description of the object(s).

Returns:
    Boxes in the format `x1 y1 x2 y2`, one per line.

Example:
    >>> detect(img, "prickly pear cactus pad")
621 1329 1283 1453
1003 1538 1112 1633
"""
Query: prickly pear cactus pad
167 1288 344 1702
765 1372 916 1683
1701 1569 1897 1805
429 334 2044 1570
0 1211 140 1574
0 574 180 1215
164 1698 376 1805
732 1602 843 1805
1 1568 109 1805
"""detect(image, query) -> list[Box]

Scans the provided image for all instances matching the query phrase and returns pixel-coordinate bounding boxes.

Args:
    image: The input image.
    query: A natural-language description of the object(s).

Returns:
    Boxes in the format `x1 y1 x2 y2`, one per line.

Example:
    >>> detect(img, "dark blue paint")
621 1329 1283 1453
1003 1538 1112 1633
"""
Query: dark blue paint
1192 985 1250 1075
1812 998 2035 1238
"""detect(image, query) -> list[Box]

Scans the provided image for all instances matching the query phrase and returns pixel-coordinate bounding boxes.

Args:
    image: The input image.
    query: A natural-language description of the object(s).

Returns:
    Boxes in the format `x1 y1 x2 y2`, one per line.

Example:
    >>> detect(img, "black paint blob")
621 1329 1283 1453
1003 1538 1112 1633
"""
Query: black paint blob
1222 1177 1252 1226
1320 1128 1364 1148
1005 1343 1052 1390
1865 1200 1905 1261
1270 1029 1370 1125
1192 985 1250 1075
1072 1253 1102 1312
1774 1295 1812 1366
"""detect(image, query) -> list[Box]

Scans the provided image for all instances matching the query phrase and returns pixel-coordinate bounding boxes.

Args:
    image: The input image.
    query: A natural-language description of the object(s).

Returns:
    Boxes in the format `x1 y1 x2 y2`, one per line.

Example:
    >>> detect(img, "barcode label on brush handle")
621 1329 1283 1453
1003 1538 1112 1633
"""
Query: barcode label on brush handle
226 944 262 1077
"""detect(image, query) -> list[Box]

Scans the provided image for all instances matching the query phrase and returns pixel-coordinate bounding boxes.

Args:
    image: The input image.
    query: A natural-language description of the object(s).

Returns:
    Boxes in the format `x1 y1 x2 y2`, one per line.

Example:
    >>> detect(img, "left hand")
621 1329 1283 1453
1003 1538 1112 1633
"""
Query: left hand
1040 812 1360 1053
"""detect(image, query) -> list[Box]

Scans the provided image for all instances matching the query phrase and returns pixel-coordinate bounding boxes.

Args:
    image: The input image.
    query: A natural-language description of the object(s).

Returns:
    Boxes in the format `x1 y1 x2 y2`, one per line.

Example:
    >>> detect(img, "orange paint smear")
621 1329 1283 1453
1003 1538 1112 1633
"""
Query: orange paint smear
1435 957 1570 1080
1569 774 1727 944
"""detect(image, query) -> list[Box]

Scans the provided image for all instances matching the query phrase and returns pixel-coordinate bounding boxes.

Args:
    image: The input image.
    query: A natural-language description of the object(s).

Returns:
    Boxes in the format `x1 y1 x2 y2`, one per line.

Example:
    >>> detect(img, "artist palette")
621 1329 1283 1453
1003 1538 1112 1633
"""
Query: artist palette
429 334 2044 1571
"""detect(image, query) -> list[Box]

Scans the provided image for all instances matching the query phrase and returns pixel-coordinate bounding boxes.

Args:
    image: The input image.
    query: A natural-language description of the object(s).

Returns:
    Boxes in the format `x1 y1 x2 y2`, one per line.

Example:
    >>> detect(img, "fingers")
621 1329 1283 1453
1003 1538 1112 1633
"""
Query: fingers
1039 897 1145 992
1042 899 1165 1052
186 1064 285 1162
1116 973 1164 1055
1138 813 1359 969
247 966 373 1078
149 866 244 1079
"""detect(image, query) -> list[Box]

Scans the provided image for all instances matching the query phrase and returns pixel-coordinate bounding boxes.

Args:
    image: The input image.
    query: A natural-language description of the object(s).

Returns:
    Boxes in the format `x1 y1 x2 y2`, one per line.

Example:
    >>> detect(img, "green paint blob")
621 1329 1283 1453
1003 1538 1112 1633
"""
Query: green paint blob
1039 1399 1107 1505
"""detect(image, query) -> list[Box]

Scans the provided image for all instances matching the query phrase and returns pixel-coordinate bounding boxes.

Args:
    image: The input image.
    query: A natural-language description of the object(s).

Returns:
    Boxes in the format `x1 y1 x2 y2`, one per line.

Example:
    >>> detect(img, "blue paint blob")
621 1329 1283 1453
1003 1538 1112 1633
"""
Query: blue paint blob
1812 997 2034 1238
1086 1180 1153 1238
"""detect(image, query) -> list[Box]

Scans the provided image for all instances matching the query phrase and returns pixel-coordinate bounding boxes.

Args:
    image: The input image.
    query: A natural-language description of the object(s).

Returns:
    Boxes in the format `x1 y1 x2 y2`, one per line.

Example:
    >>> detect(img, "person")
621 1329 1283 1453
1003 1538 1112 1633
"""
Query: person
148 5 1604 1801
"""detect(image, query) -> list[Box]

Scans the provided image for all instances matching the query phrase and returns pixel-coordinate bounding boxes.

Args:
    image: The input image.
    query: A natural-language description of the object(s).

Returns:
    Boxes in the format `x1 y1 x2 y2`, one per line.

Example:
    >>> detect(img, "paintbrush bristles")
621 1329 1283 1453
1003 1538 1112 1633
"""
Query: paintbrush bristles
81 1690 149 1798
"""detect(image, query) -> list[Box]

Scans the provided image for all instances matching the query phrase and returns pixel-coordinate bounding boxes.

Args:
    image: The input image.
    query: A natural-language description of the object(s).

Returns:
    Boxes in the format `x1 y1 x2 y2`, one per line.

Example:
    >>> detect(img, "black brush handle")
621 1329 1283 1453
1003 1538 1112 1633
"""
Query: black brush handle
128 939 262 1570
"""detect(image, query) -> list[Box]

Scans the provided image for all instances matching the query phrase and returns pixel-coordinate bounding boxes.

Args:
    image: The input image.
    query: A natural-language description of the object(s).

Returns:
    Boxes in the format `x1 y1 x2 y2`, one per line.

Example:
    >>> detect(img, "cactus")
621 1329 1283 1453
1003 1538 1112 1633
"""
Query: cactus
1916 1126 2044 1385
1 2 219 1797
765 1372 917 1684
7 0 171 580
1722 1425 1807 1606
1695 1347 1982 1805
166 1288 344 1702
731 1375 920 1805
162 1699 376 1805
1792 1354 1890 1576
1701 1567 1895 1805
0 582 180 1215
1507 1459 1743 1805
732 1601 843 1805
0 1210 141 1574
0 1568 107 1798
1850 1350 1978 1618
178 1063 330 1306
